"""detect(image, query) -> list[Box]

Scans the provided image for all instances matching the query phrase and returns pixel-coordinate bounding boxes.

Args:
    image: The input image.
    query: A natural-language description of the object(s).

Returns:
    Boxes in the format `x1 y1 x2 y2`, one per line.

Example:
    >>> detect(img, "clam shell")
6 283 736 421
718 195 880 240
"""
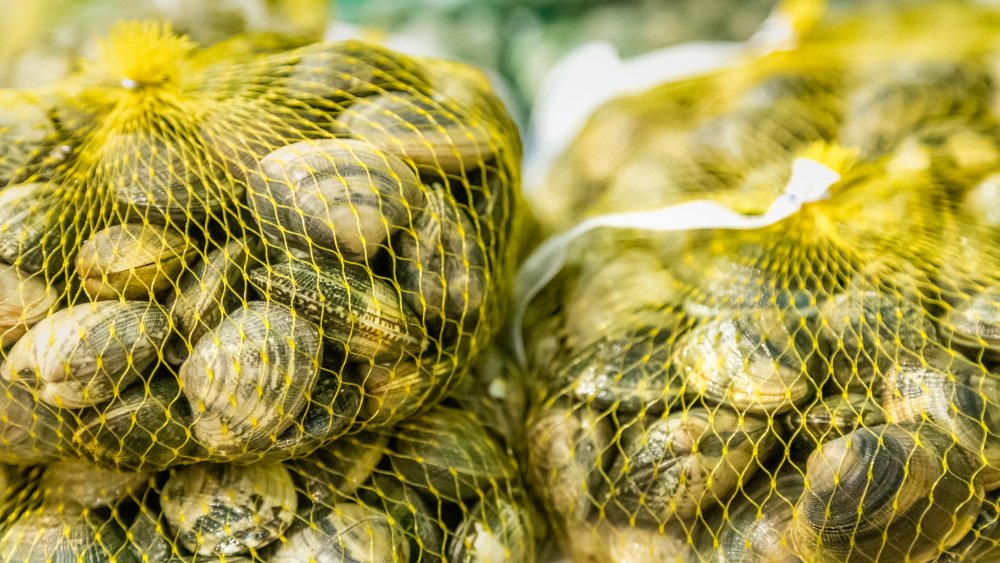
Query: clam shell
180 301 321 456
448 493 536 563
564 520 693 563
388 406 516 502
284 40 428 102
356 357 454 427
361 472 443 562
0 93 55 185
395 184 486 329
525 403 613 527
942 288 1000 365
0 182 64 275
161 461 296 555
790 423 983 562
0 264 58 347
288 431 388 503
248 138 423 261
73 375 200 471
39 459 150 508
0 503 127 562
0 301 170 408
165 237 257 365
938 491 1000 561
76 223 197 300
270 502 409 563
783 391 886 456
249 260 427 362
0 379 75 464
266 375 363 460
125 507 175 563
604 407 778 525
339 93 495 173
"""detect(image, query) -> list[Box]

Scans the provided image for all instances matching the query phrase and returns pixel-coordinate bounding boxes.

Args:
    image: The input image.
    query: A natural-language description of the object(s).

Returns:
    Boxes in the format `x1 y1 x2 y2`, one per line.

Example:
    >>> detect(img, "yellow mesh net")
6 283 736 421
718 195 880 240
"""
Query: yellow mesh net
522 2 1000 561
0 19 532 561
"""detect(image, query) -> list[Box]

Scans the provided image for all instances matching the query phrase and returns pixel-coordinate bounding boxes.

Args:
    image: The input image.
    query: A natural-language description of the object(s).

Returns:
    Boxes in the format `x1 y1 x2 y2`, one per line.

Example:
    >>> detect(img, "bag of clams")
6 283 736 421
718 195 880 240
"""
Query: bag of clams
519 1 1000 561
0 18 535 562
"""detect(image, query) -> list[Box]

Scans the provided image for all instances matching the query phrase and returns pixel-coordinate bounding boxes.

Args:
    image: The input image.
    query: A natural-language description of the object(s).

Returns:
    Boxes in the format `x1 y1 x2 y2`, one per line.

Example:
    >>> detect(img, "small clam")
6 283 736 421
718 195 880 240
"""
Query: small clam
270 502 410 563
525 403 613 527
285 40 428 102
0 182 64 275
604 407 779 526
554 330 683 417
76 223 198 300
0 379 75 464
703 468 804 562
74 375 200 471
288 431 389 503
0 504 127 562
448 492 537 563
103 132 240 224
165 237 257 365
388 406 517 502
783 391 886 456
249 260 427 362
818 289 934 392
0 92 56 185
339 93 494 173
361 472 444 561
39 459 150 508
790 423 983 562
939 491 1000 561
395 184 487 329
248 138 423 261
267 375 363 460
126 507 175 563
882 350 1000 490
161 461 297 555
672 308 815 413
0 301 170 408
842 62 993 154
356 357 453 427
564 520 693 563
0 264 58 347
942 288 1000 365
179 301 321 456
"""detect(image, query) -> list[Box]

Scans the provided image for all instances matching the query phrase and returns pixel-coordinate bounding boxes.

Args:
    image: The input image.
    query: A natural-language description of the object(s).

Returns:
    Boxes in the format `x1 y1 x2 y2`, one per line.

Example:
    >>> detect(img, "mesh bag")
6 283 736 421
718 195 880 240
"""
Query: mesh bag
519 2 1000 561
0 19 532 561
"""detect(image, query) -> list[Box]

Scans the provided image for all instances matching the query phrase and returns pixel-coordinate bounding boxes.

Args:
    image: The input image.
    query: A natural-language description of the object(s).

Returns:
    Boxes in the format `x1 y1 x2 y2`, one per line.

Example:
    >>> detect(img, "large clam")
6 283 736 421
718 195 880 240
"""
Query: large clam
249 259 427 363
0 264 58 347
179 301 321 457
248 138 423 261
76 223 198 300
603 407 779 526
790 422 984 562
1 301 170 408
270 502 410 563
0 182 64 275
161 461 297 556
0 379 75 464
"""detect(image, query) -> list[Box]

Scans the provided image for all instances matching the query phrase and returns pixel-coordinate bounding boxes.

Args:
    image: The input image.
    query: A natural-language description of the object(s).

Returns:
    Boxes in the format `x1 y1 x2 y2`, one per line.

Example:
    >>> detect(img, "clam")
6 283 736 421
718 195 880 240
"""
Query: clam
248 138 423 261
361 472 444 561
0 264 58 347
288 431 389 503
448 492 536 563
842 62 993 154
525 403 613 527
0 503 127 562
76 223 198 300
285 40 428 102
939 491 1000 561
267 376 363 460
449 347 527 448
179 301 321 456
554 330 684 417
0 379 75 464
604 407 779 526
0 92 56 185
0 301 170 408
783 391 885 456
165 237 257 365
0 182 64 275
161 461 297 555
249 260 427 363
564 520 693 563
942 288 1000 365
395 184 486 329
39 459 149 509
125 507 175 563
73 375 200 471
882 350 1000 490
270 502 409 563
356 357 454 427
388 406 517 502
703 468 805 562
818 289 934 392
672 308 815 413
790 423 983 562
103 132 240 224
338 93 494 173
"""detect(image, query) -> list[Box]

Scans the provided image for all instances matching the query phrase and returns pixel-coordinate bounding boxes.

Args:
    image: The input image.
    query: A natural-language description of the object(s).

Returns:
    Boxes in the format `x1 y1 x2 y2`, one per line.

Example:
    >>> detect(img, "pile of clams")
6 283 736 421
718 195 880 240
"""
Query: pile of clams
0 22 528 561
525 53 1000 562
